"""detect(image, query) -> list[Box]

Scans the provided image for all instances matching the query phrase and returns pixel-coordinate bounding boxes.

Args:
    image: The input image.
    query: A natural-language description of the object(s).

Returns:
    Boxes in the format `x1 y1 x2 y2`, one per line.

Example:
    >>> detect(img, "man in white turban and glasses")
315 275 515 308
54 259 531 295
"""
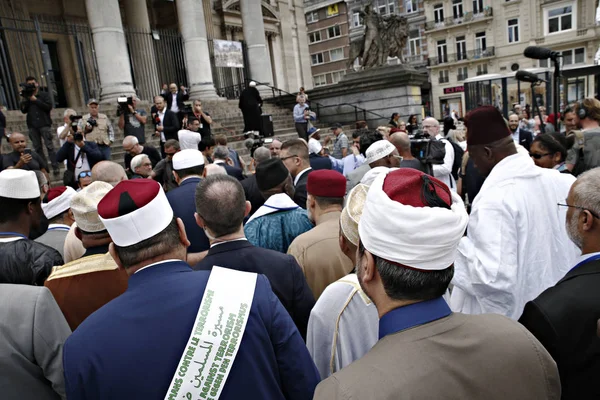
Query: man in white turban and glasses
314 168 561 400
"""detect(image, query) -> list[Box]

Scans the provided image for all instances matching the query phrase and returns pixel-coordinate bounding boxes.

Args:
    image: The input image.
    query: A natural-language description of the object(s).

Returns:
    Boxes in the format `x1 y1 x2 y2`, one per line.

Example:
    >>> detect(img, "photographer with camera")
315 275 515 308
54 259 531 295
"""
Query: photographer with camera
422 117 456 191
117 95 148 145
2 132 49 182
56 126 104 190
191 100 213 139
78 99 114 161
19 76 59 175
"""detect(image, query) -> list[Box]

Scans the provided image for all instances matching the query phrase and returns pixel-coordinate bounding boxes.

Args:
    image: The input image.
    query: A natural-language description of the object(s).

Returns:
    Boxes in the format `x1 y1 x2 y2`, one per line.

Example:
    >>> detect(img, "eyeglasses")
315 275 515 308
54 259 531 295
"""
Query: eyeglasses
280 155 298 161
529 152 551 159
422 125 437 129
557 203 600 219
78 171 92 179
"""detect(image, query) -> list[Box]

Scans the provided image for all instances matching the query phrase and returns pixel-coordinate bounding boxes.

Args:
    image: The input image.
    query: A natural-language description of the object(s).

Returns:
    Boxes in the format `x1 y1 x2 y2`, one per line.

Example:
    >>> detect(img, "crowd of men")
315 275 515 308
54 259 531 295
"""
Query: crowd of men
1 88 600 400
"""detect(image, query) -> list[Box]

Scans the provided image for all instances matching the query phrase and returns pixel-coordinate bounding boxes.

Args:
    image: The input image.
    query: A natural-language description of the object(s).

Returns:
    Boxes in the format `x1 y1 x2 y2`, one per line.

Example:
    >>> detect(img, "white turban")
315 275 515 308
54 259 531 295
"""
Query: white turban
358 169 469 270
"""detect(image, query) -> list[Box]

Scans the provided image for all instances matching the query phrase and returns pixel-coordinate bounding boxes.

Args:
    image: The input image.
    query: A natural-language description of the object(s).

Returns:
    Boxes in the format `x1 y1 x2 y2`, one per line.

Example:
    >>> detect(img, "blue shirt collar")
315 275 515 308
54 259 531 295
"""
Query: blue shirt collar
378 297 451 340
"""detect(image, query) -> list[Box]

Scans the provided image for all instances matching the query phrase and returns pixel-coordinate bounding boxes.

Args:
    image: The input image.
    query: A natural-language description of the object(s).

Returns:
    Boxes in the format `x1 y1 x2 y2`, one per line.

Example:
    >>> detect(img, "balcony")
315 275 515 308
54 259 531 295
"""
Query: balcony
457 73 468 81
425 7 493 32
428 47 495 67
405 54 428 65
439 76 449 84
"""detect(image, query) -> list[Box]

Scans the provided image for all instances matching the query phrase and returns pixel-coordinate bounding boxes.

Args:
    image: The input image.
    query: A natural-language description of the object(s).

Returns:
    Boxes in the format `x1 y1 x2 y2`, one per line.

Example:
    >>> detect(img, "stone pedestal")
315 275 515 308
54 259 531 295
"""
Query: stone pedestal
176 0 219 100
86 0 135 103
240 0 273 93
306 65 429 128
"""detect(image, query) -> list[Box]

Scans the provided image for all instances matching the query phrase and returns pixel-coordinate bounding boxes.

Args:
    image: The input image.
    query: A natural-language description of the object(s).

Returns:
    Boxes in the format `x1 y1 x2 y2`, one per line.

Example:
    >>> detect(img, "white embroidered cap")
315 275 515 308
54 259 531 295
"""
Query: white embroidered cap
172 149 205 170
0 169 40 199
365 140 396 165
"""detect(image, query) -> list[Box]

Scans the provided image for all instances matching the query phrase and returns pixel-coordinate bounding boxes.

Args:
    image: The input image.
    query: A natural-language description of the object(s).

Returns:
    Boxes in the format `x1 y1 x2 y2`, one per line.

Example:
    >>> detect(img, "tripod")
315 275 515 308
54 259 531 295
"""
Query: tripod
530 81 546 135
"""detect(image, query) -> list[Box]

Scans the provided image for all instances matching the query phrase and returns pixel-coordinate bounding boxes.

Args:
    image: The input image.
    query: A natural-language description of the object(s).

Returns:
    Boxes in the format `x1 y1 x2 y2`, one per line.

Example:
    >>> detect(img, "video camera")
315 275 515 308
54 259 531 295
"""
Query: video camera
182 101 194 116
409 130 446 174
19 82 36 98
117 96 133 115
69 115 83 128
244 131 273 158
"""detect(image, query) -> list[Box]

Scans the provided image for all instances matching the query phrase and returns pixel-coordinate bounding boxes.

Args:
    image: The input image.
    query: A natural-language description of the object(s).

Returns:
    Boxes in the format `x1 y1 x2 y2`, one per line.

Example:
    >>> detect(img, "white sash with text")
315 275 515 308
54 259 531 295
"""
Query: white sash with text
164 266 257 400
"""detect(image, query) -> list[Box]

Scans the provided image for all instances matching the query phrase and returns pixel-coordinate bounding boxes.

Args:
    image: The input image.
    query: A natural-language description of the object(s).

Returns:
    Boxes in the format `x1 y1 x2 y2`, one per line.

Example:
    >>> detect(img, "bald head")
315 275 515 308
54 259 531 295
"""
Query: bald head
422 117 440 137
390 131 411 153
122 136 139 148
91 161 128 187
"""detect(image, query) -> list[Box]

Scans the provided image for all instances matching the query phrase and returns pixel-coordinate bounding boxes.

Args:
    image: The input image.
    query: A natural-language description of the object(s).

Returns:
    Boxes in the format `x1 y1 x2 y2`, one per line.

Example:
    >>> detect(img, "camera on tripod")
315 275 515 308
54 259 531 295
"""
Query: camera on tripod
117 96 134 115
244 131 273 158
19 82 36 98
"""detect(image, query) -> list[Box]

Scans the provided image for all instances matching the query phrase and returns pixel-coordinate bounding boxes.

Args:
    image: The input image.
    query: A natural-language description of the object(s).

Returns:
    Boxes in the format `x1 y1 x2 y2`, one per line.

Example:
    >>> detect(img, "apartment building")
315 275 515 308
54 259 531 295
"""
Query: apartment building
425 0 600 119
305 0 351 87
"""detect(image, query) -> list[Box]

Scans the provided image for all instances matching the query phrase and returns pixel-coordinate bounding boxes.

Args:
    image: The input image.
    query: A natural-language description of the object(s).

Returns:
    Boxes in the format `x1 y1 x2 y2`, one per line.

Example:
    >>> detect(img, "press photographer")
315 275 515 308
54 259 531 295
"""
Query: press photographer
56 128 103 189
117 95 148 144
19 76 59 175
78 99 114 160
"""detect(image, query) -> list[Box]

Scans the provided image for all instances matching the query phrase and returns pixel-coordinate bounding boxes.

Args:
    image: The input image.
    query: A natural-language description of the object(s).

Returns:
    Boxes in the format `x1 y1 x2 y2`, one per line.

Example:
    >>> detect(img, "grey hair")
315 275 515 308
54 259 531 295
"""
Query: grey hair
253 147 271 164
63 108 77 117
204 164 227 176
123 136 139 147
572 168 600 217
212 145 230 161
131 154 149 171
423 117 440 127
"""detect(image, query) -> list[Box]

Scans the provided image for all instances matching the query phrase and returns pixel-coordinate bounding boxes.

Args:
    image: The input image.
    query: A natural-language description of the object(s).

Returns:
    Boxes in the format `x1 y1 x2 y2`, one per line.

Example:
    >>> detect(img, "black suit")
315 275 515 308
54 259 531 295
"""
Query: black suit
162 90 189 113
194 240 315 339
515 128 533 151
293 168 311 209
241 174 265 216
215 161 245 181
56 141 104 188
519 258 600 400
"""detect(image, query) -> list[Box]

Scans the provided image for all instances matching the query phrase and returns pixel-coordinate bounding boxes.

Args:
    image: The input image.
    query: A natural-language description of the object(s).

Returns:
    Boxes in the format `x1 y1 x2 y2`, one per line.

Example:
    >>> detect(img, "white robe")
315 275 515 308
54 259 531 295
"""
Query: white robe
451 152 580 320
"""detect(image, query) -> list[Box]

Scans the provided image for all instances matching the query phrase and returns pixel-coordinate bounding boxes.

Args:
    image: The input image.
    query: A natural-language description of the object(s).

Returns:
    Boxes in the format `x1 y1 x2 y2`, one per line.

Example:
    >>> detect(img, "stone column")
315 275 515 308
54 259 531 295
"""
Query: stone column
85 0 135 103
240 0 273 89
176 0 219 100
123 0 160 101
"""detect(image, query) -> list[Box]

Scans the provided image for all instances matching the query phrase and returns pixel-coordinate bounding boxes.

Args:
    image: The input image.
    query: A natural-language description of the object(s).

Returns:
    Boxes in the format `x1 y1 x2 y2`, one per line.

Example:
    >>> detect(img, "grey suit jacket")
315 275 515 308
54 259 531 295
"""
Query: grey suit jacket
345 163 370 194
314 312 560 400
0 284 71 399
35 230 68 259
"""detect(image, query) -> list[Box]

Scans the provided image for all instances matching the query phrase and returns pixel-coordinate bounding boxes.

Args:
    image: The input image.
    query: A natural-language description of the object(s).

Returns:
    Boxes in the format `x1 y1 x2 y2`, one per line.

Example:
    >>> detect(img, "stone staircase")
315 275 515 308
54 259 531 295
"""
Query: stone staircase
2 99 351 186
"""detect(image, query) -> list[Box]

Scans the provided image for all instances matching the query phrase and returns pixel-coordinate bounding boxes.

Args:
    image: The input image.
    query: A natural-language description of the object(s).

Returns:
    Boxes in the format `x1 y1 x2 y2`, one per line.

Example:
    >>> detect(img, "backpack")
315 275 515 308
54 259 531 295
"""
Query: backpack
448 140 464 181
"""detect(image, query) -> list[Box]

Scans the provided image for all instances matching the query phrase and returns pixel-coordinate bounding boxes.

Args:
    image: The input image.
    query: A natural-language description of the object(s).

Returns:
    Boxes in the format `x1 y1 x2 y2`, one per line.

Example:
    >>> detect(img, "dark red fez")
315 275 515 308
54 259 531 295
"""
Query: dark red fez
389 128 403 134
307 170 346 197
46 186 68 202
98 179 161 219
465 106 510 146
382 168 451 208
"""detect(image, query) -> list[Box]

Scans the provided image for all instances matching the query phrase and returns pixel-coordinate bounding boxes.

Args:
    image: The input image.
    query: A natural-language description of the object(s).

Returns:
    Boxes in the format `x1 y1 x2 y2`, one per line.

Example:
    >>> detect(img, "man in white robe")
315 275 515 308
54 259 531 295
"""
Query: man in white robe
451 106 579 319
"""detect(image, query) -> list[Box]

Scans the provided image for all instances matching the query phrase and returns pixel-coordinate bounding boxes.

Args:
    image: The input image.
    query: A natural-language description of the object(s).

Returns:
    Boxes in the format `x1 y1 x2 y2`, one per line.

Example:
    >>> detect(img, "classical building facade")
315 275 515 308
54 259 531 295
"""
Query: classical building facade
0 0 312 109
425 0 600 119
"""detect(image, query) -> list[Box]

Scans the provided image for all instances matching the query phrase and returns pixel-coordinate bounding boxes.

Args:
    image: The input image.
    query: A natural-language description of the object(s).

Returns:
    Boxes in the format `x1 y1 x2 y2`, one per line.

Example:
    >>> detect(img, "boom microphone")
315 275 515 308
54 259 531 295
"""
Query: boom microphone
523 46 560 60
243 138 255 150
515 70 547 84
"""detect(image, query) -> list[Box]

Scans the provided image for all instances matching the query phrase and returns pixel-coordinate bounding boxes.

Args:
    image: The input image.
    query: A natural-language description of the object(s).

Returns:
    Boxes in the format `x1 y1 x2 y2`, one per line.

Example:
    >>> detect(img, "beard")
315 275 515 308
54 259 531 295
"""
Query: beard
566 212 583 250
307 206 315 225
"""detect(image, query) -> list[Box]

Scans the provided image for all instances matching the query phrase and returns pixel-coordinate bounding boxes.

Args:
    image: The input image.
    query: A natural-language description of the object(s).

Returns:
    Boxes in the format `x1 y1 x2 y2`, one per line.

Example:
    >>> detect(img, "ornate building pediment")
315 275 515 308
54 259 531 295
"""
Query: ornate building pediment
221 0 279 20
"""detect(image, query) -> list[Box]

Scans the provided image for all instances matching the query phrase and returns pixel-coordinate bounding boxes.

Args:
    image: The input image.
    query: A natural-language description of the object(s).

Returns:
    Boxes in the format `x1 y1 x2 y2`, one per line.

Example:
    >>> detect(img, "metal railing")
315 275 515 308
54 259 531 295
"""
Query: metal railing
457 74 468 81
425 7 493 31
438 76 449 84
429 47 495 66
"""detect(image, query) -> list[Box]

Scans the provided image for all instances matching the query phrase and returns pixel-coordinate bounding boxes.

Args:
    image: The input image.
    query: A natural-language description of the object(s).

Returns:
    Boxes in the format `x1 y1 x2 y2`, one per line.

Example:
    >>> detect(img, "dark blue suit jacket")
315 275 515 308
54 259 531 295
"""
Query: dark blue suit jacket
194 240 315 339
166 177 209 253
63 261 320 399
215 161 245 181
56 141 103 173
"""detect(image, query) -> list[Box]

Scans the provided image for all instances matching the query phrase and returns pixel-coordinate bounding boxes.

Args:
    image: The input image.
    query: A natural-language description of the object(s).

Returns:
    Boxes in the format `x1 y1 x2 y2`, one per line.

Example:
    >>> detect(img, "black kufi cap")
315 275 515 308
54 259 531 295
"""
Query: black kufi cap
256 158 289 191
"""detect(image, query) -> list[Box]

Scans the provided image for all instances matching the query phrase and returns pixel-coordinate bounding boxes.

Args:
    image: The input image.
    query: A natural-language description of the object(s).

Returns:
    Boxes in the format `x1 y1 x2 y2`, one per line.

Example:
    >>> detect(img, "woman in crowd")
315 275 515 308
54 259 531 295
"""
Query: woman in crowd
296 87 308 104
529 133 570 173
388 113 401 128
406 114 418 134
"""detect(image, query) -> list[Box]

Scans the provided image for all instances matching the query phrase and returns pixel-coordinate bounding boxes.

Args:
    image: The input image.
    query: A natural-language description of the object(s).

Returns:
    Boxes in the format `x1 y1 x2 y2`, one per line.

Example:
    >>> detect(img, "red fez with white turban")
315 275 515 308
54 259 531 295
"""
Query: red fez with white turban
307 170 346 197
358 168 468 271
42 186 76 220
97 180 173 247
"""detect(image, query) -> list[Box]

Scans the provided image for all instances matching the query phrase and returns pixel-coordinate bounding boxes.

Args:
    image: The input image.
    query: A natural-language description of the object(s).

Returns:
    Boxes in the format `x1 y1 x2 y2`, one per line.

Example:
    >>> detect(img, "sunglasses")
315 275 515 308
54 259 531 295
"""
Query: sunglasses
529 152 550 159
78 171 92 179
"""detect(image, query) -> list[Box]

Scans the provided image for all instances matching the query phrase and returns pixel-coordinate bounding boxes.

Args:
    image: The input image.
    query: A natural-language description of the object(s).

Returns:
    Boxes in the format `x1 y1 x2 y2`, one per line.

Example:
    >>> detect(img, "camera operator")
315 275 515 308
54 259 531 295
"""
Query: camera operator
117 95 148 144
422 117 456 191
566 98 600 175
191 99 213 139
78 99 114 160
56 129 103 190
19 76 59 175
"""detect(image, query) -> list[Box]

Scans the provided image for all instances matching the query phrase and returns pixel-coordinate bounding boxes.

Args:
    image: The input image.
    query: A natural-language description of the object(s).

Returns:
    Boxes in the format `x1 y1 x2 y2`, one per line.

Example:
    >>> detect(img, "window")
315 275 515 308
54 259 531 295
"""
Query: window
409 29 421 56
331 71 346 83
475 31 487 55
439 70 449 84
306 12 319 24
547 5 573 34
329 48 344 61
405 0 418 13
453 0 464 19
508 19 519 43
309 31 322 44
352 12 363 27
457 66 468 81
326 4 339 17
540 47 585 67
376 0 395 15
311 53 324 65
473 0 483 14
314 74 327 87
328 25 342 39
434 4 445 23
456 36 466 60
437 39 448 63
476 64 488 76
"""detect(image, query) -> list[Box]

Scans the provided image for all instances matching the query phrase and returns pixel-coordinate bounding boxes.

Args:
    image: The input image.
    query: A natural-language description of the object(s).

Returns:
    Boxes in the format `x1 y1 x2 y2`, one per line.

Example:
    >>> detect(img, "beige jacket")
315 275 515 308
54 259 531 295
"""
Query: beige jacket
314 312 560 400
288 211 353 299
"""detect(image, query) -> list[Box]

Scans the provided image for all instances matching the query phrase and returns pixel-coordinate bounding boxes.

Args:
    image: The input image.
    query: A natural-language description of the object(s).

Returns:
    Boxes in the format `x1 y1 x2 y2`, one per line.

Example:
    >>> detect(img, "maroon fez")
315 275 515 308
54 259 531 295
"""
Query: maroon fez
465 106 510 146
307 170 346 197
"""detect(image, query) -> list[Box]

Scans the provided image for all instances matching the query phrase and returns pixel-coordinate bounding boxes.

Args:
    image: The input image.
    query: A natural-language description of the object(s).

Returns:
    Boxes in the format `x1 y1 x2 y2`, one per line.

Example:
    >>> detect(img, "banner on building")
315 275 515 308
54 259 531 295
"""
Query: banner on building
213 40 244 68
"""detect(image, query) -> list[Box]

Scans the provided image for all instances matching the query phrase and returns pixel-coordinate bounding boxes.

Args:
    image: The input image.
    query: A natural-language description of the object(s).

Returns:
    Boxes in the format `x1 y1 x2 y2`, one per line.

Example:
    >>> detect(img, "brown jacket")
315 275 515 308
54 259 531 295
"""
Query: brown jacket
287 211 353 299
314 312 560 400
45 252 128 330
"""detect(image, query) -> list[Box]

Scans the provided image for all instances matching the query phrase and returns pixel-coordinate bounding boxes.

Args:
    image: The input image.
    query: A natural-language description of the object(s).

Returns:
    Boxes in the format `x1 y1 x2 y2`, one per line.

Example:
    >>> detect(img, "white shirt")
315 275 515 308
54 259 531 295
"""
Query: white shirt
170 93 179 113
511 128 520 144
307 274 379 379
210 238 248 248
294 168 312 186
177 129 202 150
433 134 456 191
157 110 166 142
451 152 580 319
134 259 181 274
73 144 91 177
57 124 68 166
